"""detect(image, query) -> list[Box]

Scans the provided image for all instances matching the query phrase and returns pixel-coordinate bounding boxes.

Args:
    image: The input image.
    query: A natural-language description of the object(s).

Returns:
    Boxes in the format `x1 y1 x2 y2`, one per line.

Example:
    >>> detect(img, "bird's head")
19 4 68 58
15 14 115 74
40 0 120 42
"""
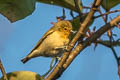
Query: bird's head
54 20 73 37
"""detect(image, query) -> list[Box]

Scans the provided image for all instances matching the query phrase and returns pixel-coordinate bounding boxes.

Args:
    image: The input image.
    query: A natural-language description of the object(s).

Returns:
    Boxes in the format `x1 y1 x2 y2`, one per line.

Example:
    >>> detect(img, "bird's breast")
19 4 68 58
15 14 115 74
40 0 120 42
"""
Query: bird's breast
36 31 69 57
44 31 69 47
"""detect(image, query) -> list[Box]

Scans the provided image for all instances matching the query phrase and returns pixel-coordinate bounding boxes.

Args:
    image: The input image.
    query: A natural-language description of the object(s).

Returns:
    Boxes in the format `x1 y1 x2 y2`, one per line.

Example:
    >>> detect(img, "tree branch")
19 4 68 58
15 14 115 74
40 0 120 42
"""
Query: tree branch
56 15 120 79
74 0 82 21
94 9 120 19
46 0 102 80
0 59 8 80
96 40 120 47
110 47 119 66
96 40 119 66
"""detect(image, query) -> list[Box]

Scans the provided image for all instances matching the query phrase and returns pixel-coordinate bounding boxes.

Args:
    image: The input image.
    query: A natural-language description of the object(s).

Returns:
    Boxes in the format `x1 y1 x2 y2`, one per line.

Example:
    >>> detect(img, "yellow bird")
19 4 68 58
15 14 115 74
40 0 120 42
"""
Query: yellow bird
21 20 73 63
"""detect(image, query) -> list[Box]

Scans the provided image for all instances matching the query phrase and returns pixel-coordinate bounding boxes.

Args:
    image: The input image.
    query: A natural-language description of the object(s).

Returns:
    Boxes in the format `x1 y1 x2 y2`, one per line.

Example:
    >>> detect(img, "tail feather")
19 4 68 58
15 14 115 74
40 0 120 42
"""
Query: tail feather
21 57 29 64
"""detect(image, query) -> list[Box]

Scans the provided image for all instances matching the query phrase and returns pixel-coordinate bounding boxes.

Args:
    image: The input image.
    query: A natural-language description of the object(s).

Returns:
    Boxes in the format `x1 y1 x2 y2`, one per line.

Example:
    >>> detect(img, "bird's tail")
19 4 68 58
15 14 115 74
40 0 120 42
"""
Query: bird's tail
21 57 29 64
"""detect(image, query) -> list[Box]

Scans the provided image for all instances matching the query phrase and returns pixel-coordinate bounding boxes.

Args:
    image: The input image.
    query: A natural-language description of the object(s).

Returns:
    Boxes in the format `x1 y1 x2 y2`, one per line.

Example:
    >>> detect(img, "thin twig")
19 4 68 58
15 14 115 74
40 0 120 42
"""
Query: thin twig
110 47 119 66
98 40 119 66
74 0 82 21
63 15 120 75
83 6 91 9
99 7 119 67
94 9 120 19
0 59 8 80
97 8 106 22
46 0 102 80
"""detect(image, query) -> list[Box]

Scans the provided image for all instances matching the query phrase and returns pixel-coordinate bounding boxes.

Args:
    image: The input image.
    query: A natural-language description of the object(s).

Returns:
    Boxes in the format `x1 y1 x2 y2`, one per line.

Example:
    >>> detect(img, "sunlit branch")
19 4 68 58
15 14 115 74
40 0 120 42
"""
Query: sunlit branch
46 0 102 80
63 15 120 77
0 59 8 80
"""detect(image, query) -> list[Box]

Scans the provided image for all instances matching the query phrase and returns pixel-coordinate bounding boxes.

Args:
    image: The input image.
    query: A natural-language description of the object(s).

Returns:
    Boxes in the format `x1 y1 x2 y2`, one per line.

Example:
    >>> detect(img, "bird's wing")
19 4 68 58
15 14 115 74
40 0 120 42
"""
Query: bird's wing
30 28 55 53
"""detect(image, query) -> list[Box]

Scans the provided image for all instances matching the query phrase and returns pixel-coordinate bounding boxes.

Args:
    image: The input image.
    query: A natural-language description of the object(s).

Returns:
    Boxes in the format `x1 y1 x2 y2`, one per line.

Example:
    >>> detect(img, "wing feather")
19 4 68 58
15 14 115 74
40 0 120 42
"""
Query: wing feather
30 27 55 53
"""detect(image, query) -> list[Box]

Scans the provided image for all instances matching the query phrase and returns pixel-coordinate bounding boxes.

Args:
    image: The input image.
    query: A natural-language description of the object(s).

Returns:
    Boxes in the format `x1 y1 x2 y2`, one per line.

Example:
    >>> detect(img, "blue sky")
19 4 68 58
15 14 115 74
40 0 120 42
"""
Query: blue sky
0 1 120 80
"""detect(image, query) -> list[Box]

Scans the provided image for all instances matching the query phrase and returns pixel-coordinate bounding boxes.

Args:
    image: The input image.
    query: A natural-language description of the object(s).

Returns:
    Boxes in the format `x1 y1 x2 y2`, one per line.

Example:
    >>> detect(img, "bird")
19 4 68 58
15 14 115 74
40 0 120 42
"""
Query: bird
21 20 73 64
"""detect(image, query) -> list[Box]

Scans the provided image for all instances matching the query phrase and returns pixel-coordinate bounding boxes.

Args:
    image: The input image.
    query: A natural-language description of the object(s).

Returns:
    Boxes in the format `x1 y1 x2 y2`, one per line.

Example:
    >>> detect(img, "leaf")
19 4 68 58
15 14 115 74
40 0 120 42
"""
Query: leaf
37 0 82 12
102 0 120 11
0 71 42 80
70 16 80 31
0 0 36 22
69 14 94 39
70 14 94 31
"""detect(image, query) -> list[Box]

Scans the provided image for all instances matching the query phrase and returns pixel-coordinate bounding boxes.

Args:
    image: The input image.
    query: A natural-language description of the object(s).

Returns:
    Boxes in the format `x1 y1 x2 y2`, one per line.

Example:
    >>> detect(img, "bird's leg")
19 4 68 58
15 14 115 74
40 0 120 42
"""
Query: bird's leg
42 57 57 78
55 45 68 51
56 57 61 61
50 57 56 68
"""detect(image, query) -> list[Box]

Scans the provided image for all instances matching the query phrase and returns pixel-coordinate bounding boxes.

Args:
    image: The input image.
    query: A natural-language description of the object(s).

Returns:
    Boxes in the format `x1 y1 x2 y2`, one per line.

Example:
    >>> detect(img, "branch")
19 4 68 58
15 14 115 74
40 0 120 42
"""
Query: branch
83 6 91 9
58 15 120 79
96 40 119 66
96 40 120 47
46 0 102 80
97 8 106 22
0 59 8 80
94 9 120 19
96 6 119 68
69 0 102 49
74 0 82 21
110 47 119 66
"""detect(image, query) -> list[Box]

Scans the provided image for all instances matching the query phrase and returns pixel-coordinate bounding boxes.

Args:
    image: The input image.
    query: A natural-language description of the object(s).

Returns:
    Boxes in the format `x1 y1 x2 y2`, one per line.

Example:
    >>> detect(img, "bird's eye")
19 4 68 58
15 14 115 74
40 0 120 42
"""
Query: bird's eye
64 28 67 30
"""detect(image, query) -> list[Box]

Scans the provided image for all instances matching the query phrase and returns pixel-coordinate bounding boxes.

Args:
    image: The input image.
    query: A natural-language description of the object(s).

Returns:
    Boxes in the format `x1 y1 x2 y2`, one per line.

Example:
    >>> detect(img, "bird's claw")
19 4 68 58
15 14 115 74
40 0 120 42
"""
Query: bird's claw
55 46 68 51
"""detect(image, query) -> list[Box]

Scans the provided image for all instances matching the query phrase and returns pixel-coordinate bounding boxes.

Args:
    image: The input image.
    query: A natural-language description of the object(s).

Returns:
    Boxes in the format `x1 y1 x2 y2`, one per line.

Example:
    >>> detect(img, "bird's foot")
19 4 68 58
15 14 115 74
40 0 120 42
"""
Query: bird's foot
55 46 68 51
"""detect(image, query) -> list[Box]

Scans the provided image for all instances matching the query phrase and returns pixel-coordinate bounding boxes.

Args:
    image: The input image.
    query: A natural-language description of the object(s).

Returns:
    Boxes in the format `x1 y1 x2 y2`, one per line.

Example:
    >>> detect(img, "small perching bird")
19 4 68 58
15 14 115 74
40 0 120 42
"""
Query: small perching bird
21 20 73 64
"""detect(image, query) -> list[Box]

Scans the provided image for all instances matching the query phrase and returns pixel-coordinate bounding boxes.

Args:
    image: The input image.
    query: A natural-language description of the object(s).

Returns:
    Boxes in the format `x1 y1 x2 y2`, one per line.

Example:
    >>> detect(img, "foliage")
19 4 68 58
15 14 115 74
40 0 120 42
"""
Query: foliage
0 0 120 80
0 71 41 80
0 0 36 22
101 0 120 11
0 0 119 22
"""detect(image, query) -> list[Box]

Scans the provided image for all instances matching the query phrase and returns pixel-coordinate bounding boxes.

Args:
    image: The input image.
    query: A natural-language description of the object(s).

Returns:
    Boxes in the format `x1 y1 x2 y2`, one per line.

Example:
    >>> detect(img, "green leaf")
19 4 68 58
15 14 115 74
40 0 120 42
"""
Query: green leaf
0 0 36 22
70 14 94 31
102 0 120 11
69 14 94 39
70 16 80 31
0 71 42 80
37 0 82 12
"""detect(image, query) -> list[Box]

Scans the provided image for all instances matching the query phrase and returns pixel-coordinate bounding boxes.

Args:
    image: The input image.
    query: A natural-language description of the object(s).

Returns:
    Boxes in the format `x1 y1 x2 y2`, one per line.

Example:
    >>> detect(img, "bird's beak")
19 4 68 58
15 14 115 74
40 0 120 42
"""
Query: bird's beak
71 30 77 34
